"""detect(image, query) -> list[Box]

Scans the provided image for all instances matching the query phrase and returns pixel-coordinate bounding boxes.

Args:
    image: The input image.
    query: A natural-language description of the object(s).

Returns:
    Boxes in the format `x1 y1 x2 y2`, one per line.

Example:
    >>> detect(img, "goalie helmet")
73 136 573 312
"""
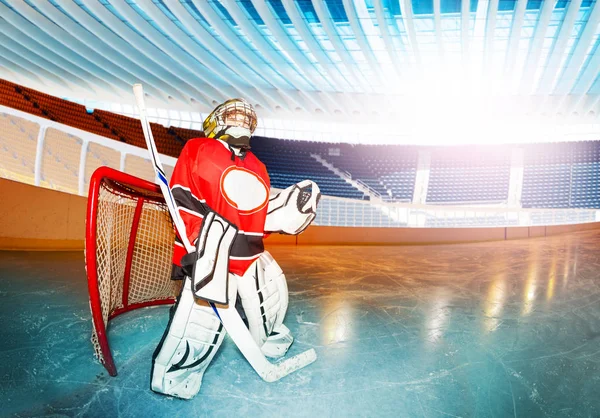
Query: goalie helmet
203 98 257 149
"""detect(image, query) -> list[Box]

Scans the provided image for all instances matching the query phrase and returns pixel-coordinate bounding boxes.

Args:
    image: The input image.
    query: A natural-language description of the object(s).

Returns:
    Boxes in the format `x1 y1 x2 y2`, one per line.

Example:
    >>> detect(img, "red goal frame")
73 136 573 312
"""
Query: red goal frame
85 166 177 376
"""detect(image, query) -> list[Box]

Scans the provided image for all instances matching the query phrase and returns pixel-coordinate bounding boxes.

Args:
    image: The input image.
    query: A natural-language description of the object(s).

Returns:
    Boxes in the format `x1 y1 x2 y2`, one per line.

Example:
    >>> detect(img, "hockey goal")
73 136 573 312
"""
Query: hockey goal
85 166 181 376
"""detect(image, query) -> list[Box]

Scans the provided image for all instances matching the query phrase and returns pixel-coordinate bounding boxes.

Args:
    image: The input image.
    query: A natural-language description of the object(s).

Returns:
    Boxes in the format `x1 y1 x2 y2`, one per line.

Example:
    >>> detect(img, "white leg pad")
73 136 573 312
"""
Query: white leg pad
261 323 294 359
151 277 227 399
237 251 293 358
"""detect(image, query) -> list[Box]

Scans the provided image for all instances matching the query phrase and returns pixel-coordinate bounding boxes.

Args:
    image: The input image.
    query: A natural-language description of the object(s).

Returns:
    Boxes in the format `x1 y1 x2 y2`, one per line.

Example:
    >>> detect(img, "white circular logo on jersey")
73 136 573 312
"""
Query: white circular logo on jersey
220 166 269 215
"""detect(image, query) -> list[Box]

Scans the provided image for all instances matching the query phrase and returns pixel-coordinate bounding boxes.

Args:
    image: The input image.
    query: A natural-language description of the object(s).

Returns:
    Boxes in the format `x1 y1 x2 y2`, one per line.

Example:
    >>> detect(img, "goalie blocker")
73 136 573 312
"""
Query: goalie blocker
180 211 237 305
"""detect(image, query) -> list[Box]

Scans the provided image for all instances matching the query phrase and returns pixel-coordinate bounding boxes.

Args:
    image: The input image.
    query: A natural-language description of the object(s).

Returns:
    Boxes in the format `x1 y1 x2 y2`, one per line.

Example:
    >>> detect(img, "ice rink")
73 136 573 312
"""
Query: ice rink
1 230 600 417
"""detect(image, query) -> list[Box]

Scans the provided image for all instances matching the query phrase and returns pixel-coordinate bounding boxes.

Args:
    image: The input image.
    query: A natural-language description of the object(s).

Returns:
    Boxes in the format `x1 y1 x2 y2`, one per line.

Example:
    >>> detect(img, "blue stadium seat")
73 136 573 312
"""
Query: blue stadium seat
426 146 510 204
251 136 367 200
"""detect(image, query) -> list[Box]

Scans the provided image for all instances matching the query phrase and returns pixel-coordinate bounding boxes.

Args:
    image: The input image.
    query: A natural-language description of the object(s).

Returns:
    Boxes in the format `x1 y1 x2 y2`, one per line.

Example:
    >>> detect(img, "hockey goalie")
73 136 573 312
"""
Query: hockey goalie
150 99 321 399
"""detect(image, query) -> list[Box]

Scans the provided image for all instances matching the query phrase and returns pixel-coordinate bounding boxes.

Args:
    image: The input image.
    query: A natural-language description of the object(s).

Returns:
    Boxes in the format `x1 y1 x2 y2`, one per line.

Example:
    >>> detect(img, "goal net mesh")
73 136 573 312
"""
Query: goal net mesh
89 175 180 363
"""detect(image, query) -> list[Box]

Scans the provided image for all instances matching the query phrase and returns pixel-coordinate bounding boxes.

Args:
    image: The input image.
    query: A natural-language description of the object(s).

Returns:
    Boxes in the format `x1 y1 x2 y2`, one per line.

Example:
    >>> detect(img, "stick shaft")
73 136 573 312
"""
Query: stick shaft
133 84 192 251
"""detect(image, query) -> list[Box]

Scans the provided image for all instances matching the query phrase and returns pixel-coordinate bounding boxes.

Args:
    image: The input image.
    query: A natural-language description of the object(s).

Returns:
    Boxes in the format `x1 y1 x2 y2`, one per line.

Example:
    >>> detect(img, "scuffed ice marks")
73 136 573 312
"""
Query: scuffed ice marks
19 312 48 335
264 233 600 417
1 230 600 416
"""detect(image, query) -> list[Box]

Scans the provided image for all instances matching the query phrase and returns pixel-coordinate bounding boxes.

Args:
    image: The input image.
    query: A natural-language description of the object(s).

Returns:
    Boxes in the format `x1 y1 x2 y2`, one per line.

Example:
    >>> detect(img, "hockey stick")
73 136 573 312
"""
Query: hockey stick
132 84 316 382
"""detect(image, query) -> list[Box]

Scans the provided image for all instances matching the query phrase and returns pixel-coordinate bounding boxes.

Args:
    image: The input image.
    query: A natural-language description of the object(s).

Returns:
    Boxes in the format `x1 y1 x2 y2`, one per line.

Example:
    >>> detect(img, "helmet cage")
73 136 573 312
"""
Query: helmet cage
203 99 257 139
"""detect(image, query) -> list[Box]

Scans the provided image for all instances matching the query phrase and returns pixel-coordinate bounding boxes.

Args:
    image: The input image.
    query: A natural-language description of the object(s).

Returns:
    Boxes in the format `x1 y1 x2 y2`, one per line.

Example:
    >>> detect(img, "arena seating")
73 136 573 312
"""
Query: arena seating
426 146 511 204
93 109 184 157
317 144 418 202
0 78 183 158
0 79 366 200
0 79 48 118
169 126 199 142
522 141 600 209
522 143 573 208
251 136 367 200
0 111 39 185
3 78 600 208
570 141 600 208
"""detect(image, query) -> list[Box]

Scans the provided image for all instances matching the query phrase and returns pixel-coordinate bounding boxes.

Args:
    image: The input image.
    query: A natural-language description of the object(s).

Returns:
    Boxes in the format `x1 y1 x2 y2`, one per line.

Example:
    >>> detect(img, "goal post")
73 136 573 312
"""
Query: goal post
85 166 181 376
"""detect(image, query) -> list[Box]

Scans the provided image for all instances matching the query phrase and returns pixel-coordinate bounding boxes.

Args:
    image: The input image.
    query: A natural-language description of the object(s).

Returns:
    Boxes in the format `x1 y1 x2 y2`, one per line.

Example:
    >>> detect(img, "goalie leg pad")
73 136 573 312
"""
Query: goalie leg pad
261 323 294 359
237 251 293 358
151 277 227 399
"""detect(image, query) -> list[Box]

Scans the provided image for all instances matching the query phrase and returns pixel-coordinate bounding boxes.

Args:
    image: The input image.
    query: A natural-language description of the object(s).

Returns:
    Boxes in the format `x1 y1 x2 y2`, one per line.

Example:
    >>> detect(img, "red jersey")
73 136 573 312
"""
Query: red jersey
170 137 270 276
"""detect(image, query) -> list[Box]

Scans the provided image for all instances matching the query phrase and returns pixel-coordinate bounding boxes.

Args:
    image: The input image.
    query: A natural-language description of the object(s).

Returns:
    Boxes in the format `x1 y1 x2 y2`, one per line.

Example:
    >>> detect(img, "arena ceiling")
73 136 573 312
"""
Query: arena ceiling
0 0 599 126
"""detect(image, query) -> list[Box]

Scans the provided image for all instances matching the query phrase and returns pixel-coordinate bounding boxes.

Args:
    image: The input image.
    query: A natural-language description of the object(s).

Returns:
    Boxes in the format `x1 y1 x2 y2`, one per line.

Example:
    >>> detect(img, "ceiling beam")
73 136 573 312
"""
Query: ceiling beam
62 0 211 106
220 0 329 114
399 0 422 69
433 0 445 61
553 1 600 95
280 0 353 94
484 0 499 74
374 0 406 78
220 0 314 91
81 0 213 107
537 0 583 95
503 0 527 85
281 0 366 113
0 44 71 91
114 0 262 105
311 0 372 92
0 29 95 94
0 19 113 94
581 92 600 116
0 55 49 88
348 0 389 85
36 1 181 103
518 0 556 95
109 0 237 103
139 0 276 111
1 2 131 99
189 2 289 89
250 0 331 90
249 0 345 114
563 46 600 114
189 0 315 115
461 0 471 68
341 0 388 90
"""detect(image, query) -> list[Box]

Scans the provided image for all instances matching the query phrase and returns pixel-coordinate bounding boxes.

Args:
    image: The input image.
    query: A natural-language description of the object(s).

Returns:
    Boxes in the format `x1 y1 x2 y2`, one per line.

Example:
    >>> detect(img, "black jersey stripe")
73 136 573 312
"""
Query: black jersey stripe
171 186 263 259
231 234 264 258
171 186 210 216
174 219 263 259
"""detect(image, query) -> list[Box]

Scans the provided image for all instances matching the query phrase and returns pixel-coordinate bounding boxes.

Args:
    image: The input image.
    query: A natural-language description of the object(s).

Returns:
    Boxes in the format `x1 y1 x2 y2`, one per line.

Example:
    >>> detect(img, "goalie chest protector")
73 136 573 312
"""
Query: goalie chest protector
170 137 270 276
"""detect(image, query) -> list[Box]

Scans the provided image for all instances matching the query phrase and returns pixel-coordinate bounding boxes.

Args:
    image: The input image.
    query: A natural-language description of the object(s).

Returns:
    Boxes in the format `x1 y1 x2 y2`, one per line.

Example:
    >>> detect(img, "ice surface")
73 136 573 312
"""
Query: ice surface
1 231 600 417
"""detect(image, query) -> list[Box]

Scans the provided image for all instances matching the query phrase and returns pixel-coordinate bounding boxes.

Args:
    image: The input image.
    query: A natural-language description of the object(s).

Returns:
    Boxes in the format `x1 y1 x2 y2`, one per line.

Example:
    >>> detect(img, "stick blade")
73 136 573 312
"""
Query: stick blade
261 348 317 383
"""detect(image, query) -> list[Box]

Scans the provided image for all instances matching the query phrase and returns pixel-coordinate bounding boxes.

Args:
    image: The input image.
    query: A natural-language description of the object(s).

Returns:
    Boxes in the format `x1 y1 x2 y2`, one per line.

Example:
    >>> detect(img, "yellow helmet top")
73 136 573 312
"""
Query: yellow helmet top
203 98 257 139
